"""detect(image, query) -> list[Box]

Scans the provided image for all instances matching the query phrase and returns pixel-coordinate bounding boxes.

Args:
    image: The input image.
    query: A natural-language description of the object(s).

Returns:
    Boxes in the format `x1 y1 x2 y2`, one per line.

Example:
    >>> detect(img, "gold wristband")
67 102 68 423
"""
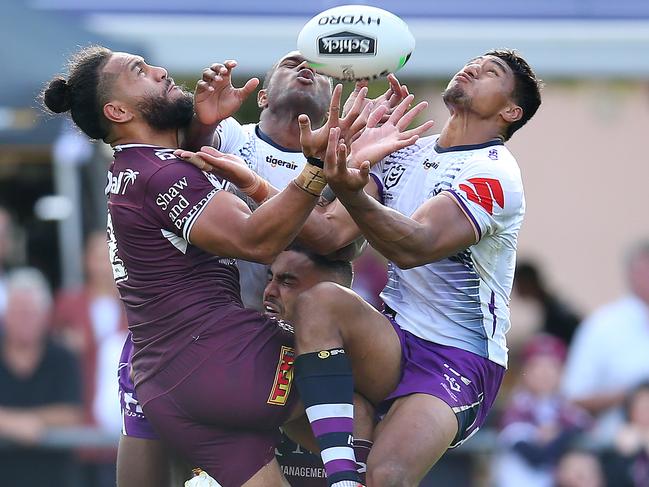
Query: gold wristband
293 162 327 196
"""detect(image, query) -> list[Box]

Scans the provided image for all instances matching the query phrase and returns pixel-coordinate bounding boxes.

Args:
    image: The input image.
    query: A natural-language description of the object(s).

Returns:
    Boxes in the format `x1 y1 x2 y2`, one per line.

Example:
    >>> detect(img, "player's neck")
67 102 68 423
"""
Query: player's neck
109 125 179 149
437 115 504 149
258 113 302 151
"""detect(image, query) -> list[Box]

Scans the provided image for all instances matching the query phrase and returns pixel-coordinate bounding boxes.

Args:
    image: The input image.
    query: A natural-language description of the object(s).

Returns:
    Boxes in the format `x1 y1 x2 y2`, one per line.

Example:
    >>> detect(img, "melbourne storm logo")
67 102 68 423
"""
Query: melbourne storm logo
318 31 376 56
384 164 406 189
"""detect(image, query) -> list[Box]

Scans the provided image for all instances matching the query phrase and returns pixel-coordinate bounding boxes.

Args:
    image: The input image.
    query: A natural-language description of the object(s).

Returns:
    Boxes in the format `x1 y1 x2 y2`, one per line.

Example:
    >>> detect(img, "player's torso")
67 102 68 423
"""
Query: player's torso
107 145 243 382
376 136 524 367
230 124 308 310
238 123 306 189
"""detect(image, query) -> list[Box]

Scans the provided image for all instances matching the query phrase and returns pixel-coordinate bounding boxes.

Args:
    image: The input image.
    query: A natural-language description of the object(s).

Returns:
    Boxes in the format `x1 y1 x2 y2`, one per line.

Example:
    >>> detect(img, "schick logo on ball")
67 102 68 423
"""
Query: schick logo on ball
318 31 376 56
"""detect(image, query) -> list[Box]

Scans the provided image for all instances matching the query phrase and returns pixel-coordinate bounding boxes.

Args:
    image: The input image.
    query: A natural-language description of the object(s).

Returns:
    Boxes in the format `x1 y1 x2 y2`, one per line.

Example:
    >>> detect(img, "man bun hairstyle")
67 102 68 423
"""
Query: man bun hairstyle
41 45 114 141
485 48 542 141
43 77 72 113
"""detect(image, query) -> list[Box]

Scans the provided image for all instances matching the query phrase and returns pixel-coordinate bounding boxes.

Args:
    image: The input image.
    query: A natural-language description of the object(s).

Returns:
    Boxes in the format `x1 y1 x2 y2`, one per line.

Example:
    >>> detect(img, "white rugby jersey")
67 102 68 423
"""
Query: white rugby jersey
372 135 525 367
217 118 307 310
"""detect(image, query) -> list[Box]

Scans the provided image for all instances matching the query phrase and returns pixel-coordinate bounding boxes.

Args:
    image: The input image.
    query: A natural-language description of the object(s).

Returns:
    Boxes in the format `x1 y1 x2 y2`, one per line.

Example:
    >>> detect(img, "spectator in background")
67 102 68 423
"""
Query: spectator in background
493 334 591 487
562 241 649 442
555 449 605 487
53 230 128 486
0 267 82 487
513 261 581 345
602 381 649 487
0 207 20 317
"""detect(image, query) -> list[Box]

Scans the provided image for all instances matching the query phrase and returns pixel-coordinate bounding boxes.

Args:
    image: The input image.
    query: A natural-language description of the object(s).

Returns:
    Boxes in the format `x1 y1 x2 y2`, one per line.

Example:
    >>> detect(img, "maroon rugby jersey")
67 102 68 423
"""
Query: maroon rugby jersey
106 144 242 386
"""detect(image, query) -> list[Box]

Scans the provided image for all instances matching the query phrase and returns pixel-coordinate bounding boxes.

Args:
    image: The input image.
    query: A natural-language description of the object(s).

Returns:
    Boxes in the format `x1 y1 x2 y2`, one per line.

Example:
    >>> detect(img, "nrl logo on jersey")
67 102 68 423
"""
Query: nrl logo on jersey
384 164 406 189
106 169 139 195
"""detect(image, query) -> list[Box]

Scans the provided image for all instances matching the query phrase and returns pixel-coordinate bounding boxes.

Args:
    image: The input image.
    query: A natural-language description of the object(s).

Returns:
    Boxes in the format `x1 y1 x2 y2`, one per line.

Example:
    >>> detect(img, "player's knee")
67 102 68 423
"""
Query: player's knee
293 282 351 347
367 460 416 487
293 281 348 321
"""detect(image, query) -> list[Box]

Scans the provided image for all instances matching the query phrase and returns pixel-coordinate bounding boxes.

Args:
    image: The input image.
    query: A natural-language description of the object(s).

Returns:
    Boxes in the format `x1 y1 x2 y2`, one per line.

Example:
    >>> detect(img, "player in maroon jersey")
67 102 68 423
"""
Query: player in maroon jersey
42 46 429 486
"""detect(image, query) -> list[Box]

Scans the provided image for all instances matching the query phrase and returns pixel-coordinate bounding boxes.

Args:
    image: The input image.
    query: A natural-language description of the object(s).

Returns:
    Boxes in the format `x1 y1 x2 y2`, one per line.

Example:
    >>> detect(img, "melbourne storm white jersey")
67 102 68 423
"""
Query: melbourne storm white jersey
217 118 307 309
372 135 525 367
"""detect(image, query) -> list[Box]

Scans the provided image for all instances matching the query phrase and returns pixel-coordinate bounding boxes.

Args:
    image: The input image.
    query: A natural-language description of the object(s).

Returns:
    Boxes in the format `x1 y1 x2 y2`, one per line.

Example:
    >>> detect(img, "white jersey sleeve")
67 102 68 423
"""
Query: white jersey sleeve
443 154 525 242
215 117 248 159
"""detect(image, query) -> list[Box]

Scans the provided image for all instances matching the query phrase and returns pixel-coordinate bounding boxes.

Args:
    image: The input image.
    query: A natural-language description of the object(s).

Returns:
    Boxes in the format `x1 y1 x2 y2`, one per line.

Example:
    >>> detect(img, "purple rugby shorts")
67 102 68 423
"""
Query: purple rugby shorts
380 317 505 448
118 333 159 440
136 305 297 487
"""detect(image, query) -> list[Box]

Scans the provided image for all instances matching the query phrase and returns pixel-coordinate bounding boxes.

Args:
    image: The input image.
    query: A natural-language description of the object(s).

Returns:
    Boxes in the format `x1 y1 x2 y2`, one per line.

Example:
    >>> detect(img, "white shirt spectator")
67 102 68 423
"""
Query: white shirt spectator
562 295 649 441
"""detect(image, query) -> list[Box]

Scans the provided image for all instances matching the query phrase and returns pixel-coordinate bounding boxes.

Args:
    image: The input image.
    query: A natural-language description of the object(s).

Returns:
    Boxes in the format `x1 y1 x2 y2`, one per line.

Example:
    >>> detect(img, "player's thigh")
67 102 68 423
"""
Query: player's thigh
242 458 290 487
117 435 171 487
143 394 285 487
139 310 297 430
294 282 402 404
367 394 458 487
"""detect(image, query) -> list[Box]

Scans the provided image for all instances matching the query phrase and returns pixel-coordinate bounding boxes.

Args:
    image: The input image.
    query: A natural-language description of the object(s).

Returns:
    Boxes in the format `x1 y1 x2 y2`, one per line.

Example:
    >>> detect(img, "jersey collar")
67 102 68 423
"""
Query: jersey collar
434 138 504 154
255 125 302 153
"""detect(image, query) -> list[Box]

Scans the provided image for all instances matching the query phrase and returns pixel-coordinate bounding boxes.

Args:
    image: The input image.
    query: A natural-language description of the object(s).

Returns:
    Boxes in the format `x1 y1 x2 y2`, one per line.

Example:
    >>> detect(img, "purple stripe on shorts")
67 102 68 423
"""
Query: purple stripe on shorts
324 458 359 474
311 417 354 438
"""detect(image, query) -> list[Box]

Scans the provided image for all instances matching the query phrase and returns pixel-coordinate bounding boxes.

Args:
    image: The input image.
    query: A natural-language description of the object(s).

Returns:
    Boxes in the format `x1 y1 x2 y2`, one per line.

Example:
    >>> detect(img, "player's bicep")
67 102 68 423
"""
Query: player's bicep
411 193 477 261
188 190 257 259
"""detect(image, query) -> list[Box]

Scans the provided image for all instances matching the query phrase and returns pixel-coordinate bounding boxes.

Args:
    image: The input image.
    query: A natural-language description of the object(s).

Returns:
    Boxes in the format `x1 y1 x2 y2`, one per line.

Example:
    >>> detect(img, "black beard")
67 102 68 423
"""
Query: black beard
138 88 194 131
442 84 469 108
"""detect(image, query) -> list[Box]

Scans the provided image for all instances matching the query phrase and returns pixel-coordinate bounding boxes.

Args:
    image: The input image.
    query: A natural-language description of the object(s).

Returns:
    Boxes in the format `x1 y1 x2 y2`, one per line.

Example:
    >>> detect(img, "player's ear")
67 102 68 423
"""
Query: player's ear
501 103 522 124
257 89 268 109
103 101 134 124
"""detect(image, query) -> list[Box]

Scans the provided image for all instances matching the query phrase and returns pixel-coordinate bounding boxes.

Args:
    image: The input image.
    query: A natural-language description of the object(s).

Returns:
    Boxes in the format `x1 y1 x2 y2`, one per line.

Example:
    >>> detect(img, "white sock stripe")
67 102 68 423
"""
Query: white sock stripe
321 445 356 464
305 403 353 422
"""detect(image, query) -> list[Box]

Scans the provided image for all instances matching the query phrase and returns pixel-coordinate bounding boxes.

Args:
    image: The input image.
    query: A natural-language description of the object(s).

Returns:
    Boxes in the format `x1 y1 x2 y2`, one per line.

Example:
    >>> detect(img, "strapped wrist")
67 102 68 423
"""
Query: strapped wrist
306 156 324 169
293 162 327 197
240 175 270 203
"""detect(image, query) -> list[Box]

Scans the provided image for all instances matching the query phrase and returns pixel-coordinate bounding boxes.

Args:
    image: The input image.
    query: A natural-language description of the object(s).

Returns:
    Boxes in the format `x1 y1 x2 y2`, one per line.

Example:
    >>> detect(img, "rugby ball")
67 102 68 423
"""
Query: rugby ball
297 5 415 81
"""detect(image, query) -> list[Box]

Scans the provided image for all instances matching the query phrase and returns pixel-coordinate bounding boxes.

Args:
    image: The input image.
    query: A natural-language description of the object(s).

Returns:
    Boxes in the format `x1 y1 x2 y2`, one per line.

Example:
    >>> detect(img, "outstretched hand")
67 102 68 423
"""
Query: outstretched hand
322 127 370 197
342 73 409 124
298 84 372 159
194 60 259 125
174 146 257 190
348 94 434 168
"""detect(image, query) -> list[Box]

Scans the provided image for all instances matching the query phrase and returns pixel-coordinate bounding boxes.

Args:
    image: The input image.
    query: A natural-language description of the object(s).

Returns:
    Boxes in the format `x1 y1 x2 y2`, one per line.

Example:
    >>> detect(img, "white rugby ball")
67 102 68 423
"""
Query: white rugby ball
297 5 415 81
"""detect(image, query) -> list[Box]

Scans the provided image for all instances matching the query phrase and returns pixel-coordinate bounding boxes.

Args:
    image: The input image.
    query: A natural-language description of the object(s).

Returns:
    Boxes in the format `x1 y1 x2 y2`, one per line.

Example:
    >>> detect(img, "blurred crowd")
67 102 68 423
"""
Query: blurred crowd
0 202 647 487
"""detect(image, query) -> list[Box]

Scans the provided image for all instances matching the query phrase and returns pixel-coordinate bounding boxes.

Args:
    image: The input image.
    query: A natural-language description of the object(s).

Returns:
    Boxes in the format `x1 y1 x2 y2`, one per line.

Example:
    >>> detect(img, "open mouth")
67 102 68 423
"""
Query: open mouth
263 301 281 317
296 69 315 84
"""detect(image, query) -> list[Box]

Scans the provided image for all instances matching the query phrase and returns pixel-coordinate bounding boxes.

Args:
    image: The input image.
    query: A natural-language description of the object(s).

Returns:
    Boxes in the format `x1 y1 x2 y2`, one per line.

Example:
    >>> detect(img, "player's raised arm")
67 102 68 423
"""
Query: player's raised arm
177 133 374 257
183 60 259 151
322 105 476 269
325 154 476 268
180 139 330 264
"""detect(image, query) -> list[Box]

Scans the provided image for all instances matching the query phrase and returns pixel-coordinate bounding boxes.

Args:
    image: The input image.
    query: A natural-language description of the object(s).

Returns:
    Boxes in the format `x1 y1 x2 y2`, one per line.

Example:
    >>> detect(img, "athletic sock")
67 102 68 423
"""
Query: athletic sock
353 438 372 484
294 348 361 487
